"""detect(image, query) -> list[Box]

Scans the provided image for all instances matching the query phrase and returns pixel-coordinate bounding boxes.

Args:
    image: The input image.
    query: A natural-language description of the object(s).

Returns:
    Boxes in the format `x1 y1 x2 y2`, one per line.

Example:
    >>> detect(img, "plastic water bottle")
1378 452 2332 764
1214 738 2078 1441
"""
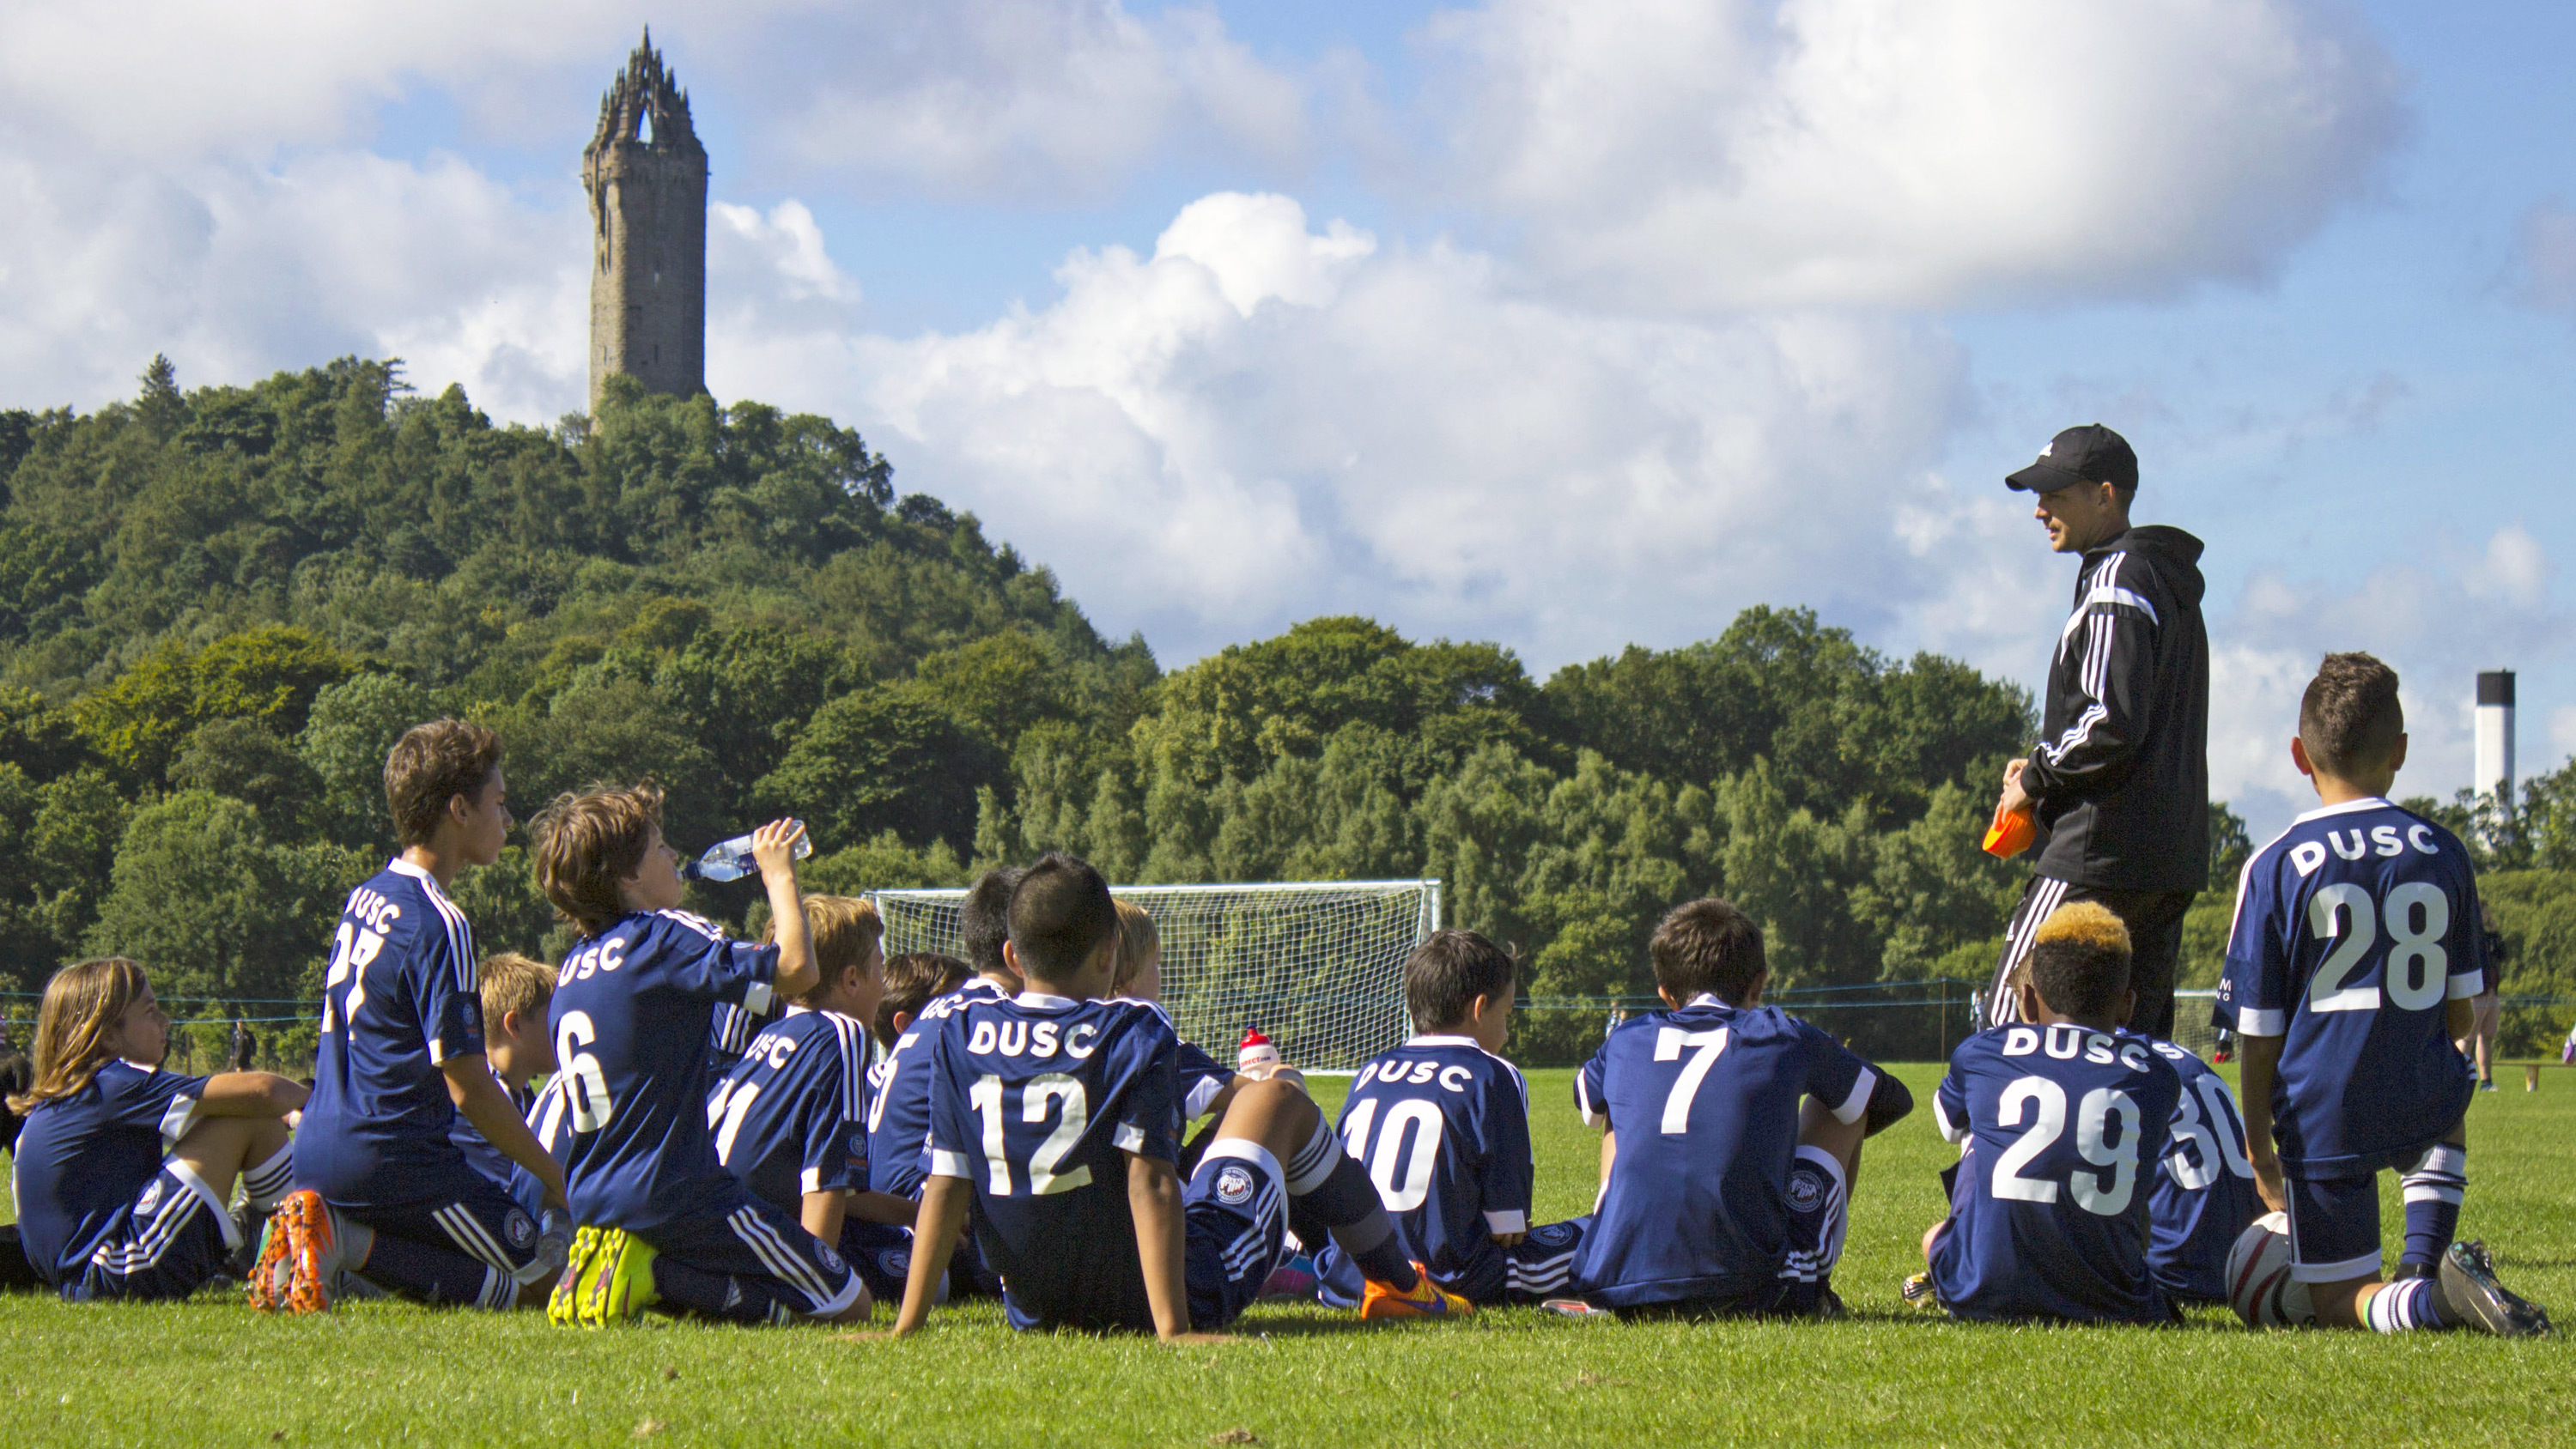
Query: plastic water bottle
682 823 813 882
1236 1026 1281 1079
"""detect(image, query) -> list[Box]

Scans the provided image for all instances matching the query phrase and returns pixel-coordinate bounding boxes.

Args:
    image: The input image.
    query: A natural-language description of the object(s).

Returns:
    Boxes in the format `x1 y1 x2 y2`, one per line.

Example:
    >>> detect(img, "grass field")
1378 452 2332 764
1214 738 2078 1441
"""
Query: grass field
4 1064 2570 1446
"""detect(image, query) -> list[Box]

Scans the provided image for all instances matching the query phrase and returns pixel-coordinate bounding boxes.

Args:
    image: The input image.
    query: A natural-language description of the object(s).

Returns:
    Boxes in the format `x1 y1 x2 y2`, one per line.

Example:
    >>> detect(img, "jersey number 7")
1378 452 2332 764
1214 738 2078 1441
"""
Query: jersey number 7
1654 1027 1729 1134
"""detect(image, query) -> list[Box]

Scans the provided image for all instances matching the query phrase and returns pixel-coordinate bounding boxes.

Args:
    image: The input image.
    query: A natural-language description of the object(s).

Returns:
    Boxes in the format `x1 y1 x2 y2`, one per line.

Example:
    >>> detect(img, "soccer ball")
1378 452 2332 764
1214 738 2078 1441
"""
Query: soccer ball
2226 1212 2314 1328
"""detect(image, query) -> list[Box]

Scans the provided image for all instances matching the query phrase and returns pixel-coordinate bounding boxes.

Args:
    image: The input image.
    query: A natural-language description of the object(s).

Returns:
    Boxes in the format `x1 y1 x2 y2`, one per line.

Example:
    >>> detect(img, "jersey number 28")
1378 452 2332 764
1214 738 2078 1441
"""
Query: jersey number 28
2308 882 2449 1014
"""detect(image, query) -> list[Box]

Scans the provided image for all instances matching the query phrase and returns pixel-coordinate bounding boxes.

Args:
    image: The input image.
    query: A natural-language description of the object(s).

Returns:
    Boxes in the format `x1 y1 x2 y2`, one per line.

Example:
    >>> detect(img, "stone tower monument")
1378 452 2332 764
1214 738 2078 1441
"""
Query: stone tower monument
583 30 707 411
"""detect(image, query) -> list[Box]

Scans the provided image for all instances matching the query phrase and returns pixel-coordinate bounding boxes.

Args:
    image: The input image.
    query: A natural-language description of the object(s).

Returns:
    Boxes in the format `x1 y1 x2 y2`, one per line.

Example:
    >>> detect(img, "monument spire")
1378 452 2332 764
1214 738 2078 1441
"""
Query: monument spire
583 27 708 411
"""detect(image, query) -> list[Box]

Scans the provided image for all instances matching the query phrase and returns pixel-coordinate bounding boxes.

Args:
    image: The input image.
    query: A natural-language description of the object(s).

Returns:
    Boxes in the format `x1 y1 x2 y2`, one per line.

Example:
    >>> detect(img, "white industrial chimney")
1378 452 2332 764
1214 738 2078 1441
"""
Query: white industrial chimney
2476 670 2515 808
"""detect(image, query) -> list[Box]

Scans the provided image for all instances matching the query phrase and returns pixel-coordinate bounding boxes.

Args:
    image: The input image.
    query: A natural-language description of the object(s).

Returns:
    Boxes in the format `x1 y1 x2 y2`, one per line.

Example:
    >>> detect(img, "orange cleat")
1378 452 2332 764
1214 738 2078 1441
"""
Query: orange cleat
246 1189 338 1314
1358 1264 1473 1321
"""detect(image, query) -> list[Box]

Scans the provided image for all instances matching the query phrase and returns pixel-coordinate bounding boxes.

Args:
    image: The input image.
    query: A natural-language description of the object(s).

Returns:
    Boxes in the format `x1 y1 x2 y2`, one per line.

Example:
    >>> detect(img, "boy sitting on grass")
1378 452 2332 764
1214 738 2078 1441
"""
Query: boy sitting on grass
2221 652 2549 1335
710 895 928 1306
453 952 560 1224
887 852 1472 1337
10 957 305 1301
534 788 866 1327
1913 904 2179 1323
2143 1035 2263 1307
1565 899 1911 1318
1316 929 1588 1307
264 720 567 1313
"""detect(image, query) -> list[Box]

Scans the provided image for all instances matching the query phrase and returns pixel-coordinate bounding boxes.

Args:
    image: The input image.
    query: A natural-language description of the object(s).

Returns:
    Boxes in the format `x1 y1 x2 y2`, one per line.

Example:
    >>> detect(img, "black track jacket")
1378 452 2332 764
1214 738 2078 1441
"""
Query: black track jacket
2018 524 2209 893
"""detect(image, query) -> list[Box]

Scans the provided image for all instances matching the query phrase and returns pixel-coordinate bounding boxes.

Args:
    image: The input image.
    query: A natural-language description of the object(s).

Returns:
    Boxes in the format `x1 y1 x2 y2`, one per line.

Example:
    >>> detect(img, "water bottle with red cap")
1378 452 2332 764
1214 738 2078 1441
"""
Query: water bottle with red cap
1236 1026 1281 1079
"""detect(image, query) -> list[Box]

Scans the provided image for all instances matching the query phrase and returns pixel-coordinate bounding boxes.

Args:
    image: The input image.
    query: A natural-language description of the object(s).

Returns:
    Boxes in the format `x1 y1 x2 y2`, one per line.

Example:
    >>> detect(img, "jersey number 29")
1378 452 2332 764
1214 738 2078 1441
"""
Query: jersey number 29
1990 1076 2141 1216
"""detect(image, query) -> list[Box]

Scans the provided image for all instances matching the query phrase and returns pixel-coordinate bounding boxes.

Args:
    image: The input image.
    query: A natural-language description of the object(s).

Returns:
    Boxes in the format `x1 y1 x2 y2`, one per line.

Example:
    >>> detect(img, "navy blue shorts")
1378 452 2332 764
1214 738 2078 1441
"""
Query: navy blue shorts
338 1168 545 1288
837 1217 921 1306
1182 1142 1287 1331
64 1162 237 1302
648 1186 862 1319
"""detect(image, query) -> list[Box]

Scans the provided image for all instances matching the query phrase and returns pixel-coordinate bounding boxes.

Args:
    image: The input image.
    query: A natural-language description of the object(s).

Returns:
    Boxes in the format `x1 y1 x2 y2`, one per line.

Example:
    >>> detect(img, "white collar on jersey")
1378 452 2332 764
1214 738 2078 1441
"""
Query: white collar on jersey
1404 1034 1481 1048
386 856 435 884
1685 991 1728 1009
2290 796 2395 826
1015 991 1078 1009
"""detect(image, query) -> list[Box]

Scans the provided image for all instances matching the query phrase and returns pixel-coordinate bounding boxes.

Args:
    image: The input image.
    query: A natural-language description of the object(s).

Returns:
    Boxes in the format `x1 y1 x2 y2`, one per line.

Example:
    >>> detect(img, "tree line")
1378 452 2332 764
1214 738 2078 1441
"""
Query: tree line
1 358 2566 1064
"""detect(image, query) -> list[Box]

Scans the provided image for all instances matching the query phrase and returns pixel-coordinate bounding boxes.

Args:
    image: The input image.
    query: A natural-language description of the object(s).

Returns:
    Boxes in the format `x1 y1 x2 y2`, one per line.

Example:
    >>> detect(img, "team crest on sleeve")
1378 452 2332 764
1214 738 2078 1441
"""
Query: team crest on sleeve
882 1249 911 1277
1214 1163 1257 1206
135 1179 164 1216
1530 1222 1572 1246
504 1209 536 1248
462 1000 481 1027
1787 1167 1825 1215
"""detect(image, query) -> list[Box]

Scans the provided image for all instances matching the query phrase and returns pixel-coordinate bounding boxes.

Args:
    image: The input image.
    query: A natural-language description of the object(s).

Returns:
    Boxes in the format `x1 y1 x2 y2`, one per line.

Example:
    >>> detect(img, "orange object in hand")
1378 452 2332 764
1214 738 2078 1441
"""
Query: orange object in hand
1982 803 2036 858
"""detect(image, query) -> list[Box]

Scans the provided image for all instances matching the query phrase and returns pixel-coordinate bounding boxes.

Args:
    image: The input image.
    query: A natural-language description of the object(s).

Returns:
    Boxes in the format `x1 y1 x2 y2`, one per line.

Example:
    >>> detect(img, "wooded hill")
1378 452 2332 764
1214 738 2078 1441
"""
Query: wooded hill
3 359 2567 1062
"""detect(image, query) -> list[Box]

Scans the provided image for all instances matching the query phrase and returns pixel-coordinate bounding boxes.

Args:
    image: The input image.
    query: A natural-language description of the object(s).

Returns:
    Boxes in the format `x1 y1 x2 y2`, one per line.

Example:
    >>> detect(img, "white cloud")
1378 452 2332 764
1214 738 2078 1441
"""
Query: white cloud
1416 0 2408 310
2202 527 2572 835
727 192 1996 666
2517 201 2576 315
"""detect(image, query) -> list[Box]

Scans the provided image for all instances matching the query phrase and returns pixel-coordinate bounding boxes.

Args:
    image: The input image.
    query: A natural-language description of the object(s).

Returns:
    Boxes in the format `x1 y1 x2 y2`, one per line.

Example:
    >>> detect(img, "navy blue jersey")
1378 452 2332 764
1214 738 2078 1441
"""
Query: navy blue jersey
9 1061 206 1284
295 860 485 1207
1930 1024 2180 1323
549 909 779 1232
2146 1040 2262 1302
706 993 782 1076
2218 797 2482 1175
526 1076 577 1212
1335 1035 1534 1303
448 1082 543 1217
925 991 1180 1331
708 1007 872 1210
866 977 1012 1200
1571 996 1878 1307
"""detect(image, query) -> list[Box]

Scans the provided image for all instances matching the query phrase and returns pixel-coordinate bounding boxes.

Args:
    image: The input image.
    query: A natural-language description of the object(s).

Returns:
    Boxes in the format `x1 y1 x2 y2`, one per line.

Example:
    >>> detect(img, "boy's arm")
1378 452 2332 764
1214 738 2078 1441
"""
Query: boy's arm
1127 1151 1217 1343
753 819 817 1000
890 1174 969 1335
445 1056 568 1211
850 1190 921 1228
2234 1033 2287 1213
800 1189 848 1245
2446 996 2476 1041
197 1070 307 1117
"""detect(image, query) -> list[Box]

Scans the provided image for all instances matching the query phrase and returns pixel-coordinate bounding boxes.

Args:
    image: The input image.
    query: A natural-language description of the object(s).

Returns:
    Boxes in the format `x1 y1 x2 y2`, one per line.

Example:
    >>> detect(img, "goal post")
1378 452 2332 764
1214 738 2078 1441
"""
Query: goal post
871 879 1441 1073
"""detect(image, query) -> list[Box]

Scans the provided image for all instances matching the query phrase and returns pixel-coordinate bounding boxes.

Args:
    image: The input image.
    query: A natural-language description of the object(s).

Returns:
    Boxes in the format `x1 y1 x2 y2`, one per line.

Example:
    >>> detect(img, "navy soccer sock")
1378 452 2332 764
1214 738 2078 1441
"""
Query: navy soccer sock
359 1230 512 1309
2399 1145 2467 1270
1283 1119 1418 1292
650 1257 779 1325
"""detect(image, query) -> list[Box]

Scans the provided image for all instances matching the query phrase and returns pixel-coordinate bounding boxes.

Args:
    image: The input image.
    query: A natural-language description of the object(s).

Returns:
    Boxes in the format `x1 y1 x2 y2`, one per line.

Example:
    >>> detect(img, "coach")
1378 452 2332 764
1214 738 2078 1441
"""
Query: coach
1984 424 2208 1040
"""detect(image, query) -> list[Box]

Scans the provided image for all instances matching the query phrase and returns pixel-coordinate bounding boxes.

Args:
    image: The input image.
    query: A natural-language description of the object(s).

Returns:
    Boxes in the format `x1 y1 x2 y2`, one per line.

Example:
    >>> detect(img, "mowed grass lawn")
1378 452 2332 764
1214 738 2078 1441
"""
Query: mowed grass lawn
3 1064 2571 1447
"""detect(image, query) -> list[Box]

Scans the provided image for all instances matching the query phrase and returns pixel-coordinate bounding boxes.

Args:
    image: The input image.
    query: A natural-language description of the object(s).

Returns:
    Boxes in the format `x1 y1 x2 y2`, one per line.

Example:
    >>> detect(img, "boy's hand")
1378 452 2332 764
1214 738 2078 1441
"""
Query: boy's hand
2251 1149 2287 1215
1997 757 2032 817
1492 1231 1527 1248
750 818 806 880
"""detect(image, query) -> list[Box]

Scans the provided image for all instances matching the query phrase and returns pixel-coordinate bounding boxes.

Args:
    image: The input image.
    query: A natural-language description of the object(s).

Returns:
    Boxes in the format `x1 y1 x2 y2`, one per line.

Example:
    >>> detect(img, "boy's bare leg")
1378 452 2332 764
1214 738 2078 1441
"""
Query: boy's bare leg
169 1114 290 1204
1207 1078 1427 1296
1799 1097 1865 1191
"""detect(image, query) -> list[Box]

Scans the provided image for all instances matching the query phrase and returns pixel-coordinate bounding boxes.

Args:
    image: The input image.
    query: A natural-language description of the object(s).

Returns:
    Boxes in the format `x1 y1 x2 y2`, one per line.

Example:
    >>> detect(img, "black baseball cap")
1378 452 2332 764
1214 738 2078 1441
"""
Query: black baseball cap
2007 424 2137 494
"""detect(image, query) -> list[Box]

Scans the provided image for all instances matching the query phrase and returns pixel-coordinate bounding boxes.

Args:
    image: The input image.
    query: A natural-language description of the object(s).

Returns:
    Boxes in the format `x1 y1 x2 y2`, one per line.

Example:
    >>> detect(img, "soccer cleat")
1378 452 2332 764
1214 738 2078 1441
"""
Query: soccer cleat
2439 1240 2553 1337
549 1226 603 1327
1258 1253 1319 1301
1358 1264 1473 1321
246 1189 337 1314
1901 1271 1941 1311
576 1228 662 1326
1540 1296 1613 1319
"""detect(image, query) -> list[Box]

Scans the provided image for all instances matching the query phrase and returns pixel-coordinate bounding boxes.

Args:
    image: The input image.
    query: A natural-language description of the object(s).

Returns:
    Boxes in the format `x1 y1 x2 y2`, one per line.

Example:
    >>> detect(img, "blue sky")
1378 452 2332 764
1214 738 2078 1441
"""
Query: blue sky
2 0 2567 834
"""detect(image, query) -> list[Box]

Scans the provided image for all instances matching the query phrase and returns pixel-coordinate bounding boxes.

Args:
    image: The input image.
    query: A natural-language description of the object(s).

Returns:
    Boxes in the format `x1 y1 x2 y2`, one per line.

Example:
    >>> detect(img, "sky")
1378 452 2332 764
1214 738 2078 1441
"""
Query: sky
3 0 2570 837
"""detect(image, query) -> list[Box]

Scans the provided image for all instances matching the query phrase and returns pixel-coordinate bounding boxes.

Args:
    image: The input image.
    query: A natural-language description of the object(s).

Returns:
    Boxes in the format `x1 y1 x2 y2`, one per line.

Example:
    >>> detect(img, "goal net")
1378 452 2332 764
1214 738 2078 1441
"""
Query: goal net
872 880 1440 1072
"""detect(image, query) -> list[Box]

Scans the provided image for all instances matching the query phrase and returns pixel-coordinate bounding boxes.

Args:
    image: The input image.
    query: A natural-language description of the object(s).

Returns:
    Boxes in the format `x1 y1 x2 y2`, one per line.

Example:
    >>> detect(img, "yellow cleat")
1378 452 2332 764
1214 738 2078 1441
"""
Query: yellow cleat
549 1226 602 1327
578 1228 661 1327
1358 1264 1473 1321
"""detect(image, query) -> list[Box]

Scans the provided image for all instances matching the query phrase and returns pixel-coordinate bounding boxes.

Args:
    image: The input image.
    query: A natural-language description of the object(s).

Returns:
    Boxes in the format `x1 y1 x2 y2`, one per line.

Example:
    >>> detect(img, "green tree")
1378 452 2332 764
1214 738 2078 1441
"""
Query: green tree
754 687 988 855
85 791 354 1007
298 672 435 849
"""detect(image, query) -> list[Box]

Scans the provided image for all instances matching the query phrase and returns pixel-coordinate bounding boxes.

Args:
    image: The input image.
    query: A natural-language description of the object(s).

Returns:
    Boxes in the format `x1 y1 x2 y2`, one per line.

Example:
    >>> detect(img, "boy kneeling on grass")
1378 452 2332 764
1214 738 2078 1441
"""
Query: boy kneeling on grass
10 957 305 1301
2220 652 2548 1335
535 785 868 1327
885 852 1472 1339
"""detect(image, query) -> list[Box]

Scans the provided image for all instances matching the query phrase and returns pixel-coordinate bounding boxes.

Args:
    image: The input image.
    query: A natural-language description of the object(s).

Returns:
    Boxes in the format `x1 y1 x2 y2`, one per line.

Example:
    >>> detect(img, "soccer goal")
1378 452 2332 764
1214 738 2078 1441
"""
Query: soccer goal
871 880 1441 1073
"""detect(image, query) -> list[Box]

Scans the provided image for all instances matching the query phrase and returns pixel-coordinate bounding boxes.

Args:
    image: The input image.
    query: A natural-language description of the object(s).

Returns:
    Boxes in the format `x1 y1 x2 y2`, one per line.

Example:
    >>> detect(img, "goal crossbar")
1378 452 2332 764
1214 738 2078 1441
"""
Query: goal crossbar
872 879 1440 1073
